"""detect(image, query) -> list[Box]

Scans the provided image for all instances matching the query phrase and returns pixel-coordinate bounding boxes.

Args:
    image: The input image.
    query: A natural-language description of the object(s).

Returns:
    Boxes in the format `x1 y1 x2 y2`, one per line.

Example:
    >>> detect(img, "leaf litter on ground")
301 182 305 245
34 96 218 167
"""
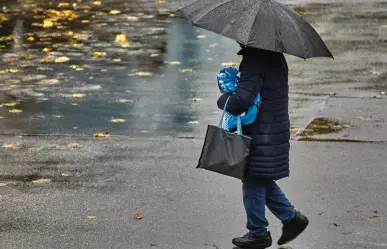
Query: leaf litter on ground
118 99 135 103
180 68 193 73
93 132 110 138
115 34 130 48
111 118 127 123
32 179 51 183
167 61 181 65
128 72 152 77
2 144 18 149
72 93 86 98
67 143 82 148
135 213 144 220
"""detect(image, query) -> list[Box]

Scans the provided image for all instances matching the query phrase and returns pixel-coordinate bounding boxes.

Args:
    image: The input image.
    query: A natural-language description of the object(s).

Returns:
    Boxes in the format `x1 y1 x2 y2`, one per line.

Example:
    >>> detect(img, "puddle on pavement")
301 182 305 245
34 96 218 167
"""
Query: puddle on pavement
0 0 386 136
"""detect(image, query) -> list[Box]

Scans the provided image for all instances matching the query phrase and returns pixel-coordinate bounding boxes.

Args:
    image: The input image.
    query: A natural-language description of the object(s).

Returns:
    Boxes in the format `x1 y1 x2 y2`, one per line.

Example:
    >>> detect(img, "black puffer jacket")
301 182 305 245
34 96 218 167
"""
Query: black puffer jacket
217 47 290 181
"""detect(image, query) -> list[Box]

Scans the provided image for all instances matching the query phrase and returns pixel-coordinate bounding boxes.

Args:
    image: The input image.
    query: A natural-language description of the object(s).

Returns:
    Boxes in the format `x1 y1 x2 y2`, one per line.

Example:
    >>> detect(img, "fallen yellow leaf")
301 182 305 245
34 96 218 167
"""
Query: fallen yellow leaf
193 98 201 102
0 101 19 107
27 36 35 41
43 19 54 28
61 173 69 177
0 13 6 23
168 61 181 65
197 35 207 39
67 143 82 148
150 53 159 57
127 16 139 21
361 216 379 222
23 54 35 60
93 1 102 6
70 65 83 71
2 144 18 149
188 120 199 124
55 56 70 63
93 51 106 57
134 72 152 76
58 2 70 8
27 146 43 151
45 9 77 22
3 57 15 63
221 62 238 67
109 10 121 15
75 5 92 10
48 145 57 149
156 0 165 4
118 99 135 103
355 116 371 121
32 8 45 13
180 68 193 73
71 103 78 106
93 132 110 138
32 22 43 27
32 179 51 183
135 213 144 219
88 216 97 219
72 93 85 98
158 8 170 12
111 118 127 123
38 79 59 85
9 109 22 113
0 183 8 187
169 14 175 17
2 68 19 73
81 20 90 23
112 58 121 62
115 34 130 48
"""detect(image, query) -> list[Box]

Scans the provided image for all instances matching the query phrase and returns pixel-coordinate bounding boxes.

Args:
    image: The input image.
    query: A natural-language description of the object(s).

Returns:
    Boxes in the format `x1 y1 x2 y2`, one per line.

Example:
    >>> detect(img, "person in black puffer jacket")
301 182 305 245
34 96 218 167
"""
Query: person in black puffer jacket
217 44 309 249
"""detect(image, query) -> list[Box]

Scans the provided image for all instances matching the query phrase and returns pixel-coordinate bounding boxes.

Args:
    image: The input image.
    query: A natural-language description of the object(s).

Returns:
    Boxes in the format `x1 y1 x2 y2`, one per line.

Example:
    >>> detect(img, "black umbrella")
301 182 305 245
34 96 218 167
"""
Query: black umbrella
179 0 333 59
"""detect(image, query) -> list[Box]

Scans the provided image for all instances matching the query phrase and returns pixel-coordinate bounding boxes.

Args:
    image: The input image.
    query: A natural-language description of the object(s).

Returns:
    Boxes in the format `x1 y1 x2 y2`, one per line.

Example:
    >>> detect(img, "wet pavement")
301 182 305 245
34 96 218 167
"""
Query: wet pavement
0 136 386 249
0 0 385 137
0 0 387 248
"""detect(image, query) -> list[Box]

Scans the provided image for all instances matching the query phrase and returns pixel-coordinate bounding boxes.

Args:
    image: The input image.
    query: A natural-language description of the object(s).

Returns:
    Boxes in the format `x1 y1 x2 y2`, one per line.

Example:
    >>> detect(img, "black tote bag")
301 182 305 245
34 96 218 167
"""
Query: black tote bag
197 98 251 179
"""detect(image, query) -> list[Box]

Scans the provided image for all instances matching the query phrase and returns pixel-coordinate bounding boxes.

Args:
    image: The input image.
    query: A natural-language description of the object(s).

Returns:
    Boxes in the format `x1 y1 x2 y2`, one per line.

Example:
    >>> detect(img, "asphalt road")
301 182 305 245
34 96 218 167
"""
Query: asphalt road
0 136 386 249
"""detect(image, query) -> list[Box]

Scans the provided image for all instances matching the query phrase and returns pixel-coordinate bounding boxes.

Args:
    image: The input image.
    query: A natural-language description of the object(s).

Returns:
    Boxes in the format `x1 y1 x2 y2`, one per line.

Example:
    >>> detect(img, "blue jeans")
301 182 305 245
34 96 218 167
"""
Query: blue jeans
243 180 296 235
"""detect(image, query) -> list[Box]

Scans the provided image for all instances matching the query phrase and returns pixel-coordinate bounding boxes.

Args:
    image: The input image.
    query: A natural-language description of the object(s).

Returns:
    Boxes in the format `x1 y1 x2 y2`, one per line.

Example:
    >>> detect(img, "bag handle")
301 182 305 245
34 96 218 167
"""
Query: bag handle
218 96 242 135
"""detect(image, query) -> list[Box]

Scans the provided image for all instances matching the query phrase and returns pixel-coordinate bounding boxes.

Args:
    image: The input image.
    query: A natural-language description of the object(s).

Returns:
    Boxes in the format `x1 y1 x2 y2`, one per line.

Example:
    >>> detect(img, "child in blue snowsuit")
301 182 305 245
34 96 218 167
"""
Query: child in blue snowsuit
217 67 261 130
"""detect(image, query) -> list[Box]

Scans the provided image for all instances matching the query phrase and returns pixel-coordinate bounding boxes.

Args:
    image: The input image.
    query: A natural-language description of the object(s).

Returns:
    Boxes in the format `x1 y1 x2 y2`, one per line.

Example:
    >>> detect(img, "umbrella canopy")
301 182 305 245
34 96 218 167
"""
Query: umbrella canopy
179 0 333 59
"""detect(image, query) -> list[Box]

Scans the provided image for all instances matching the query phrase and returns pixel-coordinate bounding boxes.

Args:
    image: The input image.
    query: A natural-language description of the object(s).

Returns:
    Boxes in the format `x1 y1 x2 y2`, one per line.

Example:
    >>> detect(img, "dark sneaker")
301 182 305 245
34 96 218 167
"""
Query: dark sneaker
278 211 309 245
232 231 272 249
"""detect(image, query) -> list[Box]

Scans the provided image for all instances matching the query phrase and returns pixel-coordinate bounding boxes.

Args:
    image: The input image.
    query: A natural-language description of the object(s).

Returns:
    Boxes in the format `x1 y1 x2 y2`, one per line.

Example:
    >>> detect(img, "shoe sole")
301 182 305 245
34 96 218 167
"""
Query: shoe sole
232 241 272 249
277 220 309 245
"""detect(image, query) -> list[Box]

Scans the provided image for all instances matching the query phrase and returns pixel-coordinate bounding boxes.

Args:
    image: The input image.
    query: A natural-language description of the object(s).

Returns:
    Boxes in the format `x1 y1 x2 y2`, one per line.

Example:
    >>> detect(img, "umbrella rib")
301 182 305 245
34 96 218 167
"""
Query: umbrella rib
192 0 235 25
276 2 307 58
177 0 199 12
246 0 265 45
